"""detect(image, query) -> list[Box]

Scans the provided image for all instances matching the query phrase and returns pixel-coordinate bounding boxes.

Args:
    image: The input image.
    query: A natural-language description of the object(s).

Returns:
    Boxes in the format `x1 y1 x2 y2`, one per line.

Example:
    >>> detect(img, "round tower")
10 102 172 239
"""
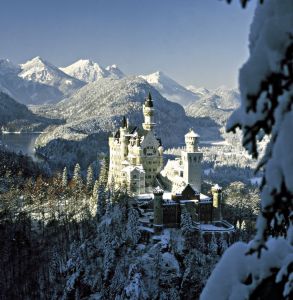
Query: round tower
185 128 199 152
142 92 156 131
181 129 203 192
211 184 222 221
153 186 164 234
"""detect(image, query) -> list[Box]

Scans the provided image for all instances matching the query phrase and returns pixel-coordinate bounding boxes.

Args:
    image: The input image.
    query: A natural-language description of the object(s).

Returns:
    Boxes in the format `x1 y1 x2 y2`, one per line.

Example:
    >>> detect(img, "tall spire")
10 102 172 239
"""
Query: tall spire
122 116 127 128
144 91 153 107
143 92 155 131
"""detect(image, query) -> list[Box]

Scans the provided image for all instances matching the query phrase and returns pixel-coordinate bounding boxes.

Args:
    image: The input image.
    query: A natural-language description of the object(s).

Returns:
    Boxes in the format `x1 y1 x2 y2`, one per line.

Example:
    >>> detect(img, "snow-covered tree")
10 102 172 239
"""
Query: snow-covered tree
218 233 228 255
62 166 68 187
97 180 107 220
207 233 218 256
72 163 82 189
181 208 193 235
99 158 108 187
86 164 94 192
226 0 293 254
92 179 99 199
222 181 259 227
102 226 116 281
126 208 141 246
202 1 293 299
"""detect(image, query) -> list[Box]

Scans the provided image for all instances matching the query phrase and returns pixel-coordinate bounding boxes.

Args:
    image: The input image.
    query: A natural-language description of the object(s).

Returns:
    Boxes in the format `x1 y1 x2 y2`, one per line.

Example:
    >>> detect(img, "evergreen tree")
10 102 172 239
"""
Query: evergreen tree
92 180 99 199
126 208 141 246
180 208 193 235
103 227 115 281
73 163 83 189
86 165 94 192
97 181 107 220
197 232 206 253
62 166 68 188
218 233 228 255
99 158 108 187
207 233 218 256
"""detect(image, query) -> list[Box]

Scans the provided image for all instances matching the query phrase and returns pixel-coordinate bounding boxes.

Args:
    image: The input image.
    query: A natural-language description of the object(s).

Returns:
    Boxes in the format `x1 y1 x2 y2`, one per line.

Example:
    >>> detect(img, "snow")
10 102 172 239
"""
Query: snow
226 0 293 246
20 56 62 83
161 252 180 275
204 168 214 176
139 71 200 106
105 64 125 79
60 59 125 82
200 194 211 202
186 85 210 97
201 238 293 300
250 176 262 186
153 186 164 194
196 222 234 233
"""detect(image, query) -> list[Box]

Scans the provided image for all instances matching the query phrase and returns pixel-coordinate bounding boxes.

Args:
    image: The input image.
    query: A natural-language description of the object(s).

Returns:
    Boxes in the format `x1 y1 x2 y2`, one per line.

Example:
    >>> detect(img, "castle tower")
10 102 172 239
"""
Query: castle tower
142 92 156 131
212 184 222 221
120 116 128 161
153 186 164 234
181 129 203 192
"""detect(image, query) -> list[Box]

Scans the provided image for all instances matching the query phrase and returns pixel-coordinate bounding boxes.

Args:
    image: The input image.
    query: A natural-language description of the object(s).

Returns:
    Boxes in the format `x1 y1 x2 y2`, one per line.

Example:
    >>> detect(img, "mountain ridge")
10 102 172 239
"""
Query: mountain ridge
139 71 201 106
60 59 125 82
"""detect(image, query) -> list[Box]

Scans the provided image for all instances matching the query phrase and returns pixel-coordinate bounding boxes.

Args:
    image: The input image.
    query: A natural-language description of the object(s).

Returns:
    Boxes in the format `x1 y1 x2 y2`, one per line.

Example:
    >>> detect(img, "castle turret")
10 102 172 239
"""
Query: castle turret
153 186 164 234
120 116 129 160
122 116 127 129
212 184 222 221
185 128 199 152
142 92 156 131
181 129 203 192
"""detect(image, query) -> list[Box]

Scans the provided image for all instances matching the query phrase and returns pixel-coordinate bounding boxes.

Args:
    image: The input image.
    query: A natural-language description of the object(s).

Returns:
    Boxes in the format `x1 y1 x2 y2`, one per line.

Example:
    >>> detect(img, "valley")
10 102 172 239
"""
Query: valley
0 56 241 173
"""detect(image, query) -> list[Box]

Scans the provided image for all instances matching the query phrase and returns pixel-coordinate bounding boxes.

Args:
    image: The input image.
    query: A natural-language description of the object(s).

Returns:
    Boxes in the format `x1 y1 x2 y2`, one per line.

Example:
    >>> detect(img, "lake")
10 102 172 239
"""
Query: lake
0 133 41 161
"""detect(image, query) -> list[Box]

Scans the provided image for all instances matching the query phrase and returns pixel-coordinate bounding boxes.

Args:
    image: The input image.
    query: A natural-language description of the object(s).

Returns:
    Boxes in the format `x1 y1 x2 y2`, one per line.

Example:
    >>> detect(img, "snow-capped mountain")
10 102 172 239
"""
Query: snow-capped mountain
60 59 108 82
139 71 200 106
185 87 240 126
186 85 210 98
19 56 85 95
0 57 86 105
105 64 125 79
35 76 221 150
213 86 240 110
60 59 125 83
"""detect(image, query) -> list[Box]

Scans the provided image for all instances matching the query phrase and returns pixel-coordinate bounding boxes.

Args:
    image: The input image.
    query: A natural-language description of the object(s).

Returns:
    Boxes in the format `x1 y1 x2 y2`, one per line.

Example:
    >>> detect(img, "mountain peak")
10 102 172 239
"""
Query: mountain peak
61 59 125 82
139 71 169 85
19 56 61 76
139 71 201 106
60 59 108 83
105 64 125 79
106 64 118 70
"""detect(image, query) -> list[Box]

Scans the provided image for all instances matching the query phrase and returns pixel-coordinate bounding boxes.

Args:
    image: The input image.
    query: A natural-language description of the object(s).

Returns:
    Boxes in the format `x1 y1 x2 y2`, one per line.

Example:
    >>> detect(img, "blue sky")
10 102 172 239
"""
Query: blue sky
0 0 255 89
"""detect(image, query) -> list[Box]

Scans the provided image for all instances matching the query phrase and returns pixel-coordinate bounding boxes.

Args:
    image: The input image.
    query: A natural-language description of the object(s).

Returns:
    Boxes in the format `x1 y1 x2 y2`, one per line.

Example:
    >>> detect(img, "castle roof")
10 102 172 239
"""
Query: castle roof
185 128 199 138
144 92 154 108
153 186 164 195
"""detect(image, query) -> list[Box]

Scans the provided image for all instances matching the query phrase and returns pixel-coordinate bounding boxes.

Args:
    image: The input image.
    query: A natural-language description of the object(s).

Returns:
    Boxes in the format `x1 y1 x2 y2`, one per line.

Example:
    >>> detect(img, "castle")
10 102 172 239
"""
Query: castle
108 92 203 196
108 93 234 236
108 92 164 194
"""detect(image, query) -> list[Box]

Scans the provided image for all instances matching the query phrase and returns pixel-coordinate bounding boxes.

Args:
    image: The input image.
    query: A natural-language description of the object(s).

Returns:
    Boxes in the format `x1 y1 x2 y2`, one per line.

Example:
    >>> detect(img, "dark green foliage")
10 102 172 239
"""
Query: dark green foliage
0 147 43 178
